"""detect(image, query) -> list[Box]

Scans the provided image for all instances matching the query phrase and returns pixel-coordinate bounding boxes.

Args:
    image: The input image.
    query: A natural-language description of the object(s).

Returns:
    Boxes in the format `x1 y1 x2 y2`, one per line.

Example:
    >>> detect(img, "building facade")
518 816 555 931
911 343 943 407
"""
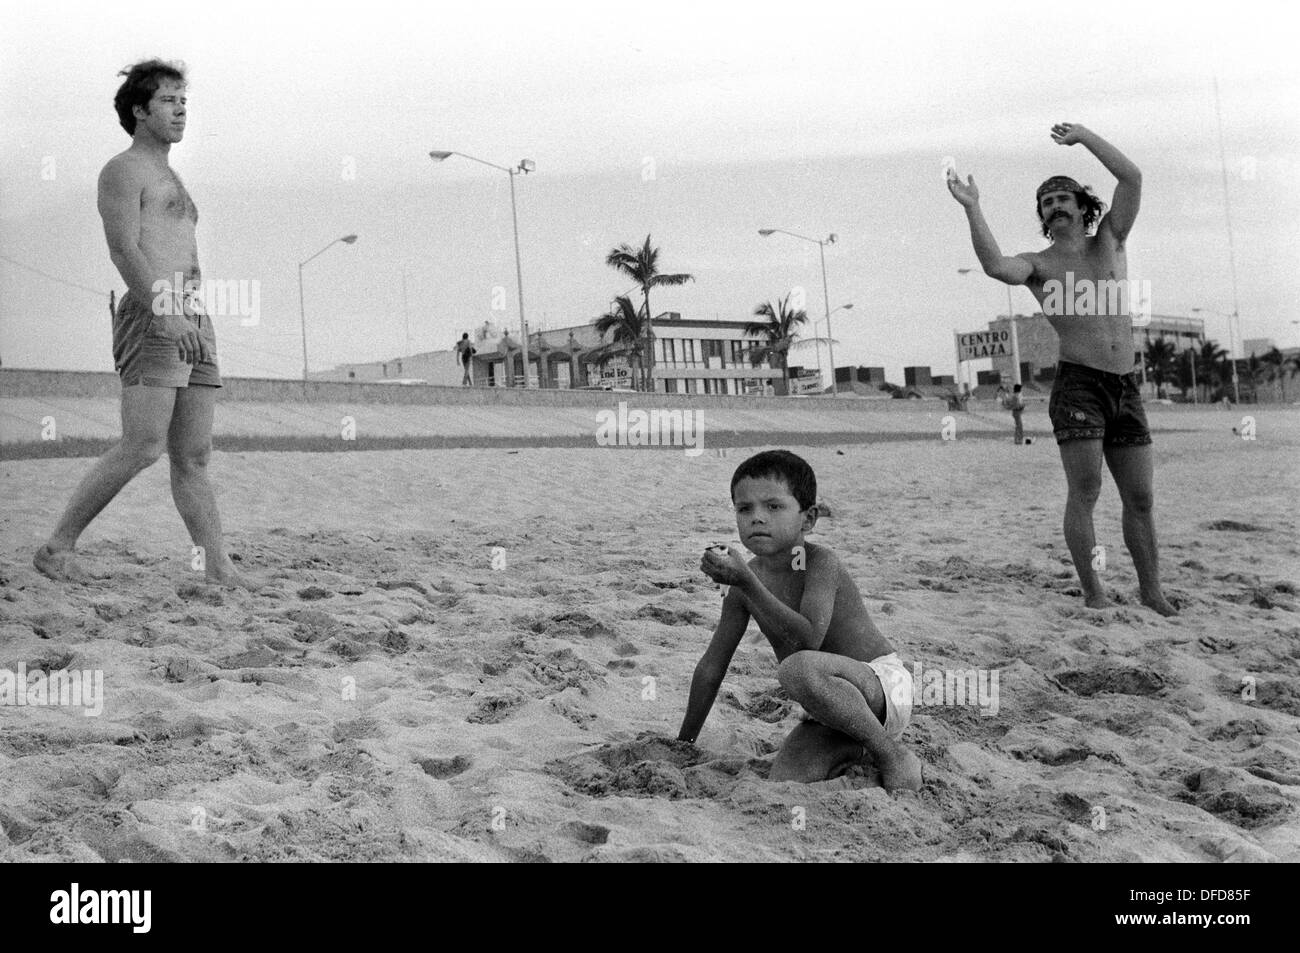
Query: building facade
310 313 784 393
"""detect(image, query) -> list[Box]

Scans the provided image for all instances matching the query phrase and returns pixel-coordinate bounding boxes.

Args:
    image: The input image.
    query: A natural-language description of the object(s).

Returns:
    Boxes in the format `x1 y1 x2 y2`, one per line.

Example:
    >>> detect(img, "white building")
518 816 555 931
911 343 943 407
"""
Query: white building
311 312 786 393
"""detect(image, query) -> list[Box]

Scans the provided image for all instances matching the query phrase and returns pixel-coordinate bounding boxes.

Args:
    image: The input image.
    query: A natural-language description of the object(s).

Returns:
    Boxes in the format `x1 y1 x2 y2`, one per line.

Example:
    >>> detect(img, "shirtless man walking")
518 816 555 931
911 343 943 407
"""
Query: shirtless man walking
949 123 1176 616
35 60 246 586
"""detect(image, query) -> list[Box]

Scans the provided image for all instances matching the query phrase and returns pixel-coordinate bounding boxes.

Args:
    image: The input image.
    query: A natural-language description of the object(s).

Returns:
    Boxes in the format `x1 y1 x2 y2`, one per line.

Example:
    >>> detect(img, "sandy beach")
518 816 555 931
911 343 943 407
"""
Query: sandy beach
2 405 1298 862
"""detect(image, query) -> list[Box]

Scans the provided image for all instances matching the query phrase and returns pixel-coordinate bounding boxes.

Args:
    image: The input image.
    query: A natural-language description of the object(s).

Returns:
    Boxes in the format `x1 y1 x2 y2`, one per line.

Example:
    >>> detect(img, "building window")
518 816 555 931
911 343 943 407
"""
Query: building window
663 339 677 366
684 340 697 366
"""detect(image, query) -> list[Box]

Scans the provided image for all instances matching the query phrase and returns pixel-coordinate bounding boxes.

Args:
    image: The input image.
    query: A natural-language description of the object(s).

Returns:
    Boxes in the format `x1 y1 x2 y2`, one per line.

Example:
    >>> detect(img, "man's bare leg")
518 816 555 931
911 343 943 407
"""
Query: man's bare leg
773 651 922 792
34 385 175 581
1104 443 1177 616
1058 438 1111 608
166 385 249 587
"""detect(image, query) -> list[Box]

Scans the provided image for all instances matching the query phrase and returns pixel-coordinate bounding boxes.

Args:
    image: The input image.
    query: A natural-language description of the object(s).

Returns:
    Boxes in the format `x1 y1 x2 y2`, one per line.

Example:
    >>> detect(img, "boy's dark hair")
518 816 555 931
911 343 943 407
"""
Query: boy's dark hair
1036 182 1106 239
114 59 187 136
730 450 817 511
1013 384 1023 392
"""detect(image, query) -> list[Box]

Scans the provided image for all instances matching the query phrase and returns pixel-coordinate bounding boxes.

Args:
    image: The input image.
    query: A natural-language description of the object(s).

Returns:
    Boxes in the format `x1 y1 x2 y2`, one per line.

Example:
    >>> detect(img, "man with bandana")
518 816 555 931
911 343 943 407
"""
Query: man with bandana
948 123 1177 616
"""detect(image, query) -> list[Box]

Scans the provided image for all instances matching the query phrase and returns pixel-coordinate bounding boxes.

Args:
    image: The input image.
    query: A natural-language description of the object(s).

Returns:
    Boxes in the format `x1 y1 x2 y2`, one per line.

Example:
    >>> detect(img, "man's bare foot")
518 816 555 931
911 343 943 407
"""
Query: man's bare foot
1083 590 1114 610
33 544 91 583
205 560 256 589
877 744 923 793
1140 590 1179 617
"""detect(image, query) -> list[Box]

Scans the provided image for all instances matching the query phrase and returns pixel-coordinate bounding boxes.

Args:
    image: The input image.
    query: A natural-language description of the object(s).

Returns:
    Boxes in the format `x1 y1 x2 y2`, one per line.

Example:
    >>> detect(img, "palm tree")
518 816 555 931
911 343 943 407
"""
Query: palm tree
1196 339 1230 402
745 294 809 396
1143 337 1178 399
605 236 693 393
1245 353 1264 404
1261 346 1286 403
591 295 649 390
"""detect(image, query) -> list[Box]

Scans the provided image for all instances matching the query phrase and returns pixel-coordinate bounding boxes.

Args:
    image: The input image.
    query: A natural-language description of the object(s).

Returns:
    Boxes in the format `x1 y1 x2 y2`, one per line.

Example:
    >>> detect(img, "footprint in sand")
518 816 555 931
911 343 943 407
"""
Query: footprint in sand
528 610 615 640
1055 666 1166 697
417 754 472 779
1181 767 1293 829
559 820 610 845
634 605 707 626
466 689 527 724
1204 520 1266 533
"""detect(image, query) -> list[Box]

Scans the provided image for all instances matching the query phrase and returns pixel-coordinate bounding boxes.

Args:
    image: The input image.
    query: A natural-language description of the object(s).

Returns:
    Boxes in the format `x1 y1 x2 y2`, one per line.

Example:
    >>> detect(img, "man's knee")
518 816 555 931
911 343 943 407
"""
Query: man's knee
1066 477 1102 507
1121 487 1154 515
120 436 166 470
168 441 212 474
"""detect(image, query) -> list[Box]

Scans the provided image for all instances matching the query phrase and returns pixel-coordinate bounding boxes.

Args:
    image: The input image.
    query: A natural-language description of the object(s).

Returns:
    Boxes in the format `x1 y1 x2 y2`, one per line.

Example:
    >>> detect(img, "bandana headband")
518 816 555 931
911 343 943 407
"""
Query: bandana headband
1037 176 1084 201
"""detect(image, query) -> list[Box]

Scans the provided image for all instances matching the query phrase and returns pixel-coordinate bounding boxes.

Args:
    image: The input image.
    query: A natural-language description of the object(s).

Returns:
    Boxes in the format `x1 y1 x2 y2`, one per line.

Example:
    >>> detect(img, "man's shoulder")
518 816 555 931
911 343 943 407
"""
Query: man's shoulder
99 150 155 187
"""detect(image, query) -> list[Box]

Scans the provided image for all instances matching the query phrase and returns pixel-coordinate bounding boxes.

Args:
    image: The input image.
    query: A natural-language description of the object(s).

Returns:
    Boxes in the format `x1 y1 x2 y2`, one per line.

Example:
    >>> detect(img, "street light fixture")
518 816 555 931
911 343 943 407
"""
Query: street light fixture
298 234 359 381
759 228 841 395
430 149 535 387
1191 306 1241 403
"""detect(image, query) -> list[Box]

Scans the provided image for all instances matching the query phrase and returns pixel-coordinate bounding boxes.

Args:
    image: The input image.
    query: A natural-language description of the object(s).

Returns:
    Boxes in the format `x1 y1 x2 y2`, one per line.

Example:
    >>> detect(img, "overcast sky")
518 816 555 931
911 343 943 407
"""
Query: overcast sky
2 0 1297 382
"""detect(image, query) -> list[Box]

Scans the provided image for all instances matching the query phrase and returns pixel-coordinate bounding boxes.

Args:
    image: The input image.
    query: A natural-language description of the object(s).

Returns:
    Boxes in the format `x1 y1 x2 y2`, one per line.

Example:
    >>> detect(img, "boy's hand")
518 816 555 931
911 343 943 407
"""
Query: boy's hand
700 545 753 588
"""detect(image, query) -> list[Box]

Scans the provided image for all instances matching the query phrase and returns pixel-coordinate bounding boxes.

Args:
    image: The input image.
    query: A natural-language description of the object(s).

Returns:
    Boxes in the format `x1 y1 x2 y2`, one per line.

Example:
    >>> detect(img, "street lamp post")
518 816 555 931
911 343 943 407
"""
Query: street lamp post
1191 307 1241 403
298 234 359 381
957 268 1021 392
759 228 841 395
808 303 853 393
430 150 535 387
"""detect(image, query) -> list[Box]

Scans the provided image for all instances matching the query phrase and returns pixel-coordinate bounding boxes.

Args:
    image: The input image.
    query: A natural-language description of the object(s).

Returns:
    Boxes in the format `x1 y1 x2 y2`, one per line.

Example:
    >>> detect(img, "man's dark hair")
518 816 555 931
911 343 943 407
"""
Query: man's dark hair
114 59 187 136
730 449 816 511
1013 384 1023 393
1037 184 1106 239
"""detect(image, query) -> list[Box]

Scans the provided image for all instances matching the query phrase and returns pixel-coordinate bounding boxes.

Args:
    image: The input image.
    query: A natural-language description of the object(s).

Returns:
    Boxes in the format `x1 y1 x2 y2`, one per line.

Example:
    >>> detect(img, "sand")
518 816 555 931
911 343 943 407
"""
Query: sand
1 406 1298 862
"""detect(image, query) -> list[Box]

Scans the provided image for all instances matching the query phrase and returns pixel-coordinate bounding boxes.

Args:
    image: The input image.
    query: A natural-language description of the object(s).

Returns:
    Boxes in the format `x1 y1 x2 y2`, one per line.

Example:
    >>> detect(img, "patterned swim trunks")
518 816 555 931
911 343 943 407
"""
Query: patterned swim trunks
1047 360 1150 446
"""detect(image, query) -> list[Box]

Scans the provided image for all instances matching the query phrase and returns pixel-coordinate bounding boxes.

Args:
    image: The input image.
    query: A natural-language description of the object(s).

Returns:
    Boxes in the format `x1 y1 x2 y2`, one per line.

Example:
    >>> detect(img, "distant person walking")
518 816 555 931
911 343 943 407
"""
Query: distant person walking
455 332 476 385
1007 383 1026 445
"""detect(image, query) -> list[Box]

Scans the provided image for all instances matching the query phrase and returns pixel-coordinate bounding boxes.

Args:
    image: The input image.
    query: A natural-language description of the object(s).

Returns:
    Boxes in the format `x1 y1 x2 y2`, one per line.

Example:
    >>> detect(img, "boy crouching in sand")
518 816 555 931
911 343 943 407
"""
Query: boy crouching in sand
677 450 922 792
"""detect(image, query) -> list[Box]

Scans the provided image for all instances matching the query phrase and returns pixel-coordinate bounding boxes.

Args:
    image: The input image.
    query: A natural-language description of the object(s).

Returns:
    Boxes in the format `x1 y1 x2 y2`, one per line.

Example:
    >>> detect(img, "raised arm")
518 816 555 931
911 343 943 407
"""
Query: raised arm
947 174 1034 285
1052 122 1141 242
97 157 157 301
677 589 750 743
